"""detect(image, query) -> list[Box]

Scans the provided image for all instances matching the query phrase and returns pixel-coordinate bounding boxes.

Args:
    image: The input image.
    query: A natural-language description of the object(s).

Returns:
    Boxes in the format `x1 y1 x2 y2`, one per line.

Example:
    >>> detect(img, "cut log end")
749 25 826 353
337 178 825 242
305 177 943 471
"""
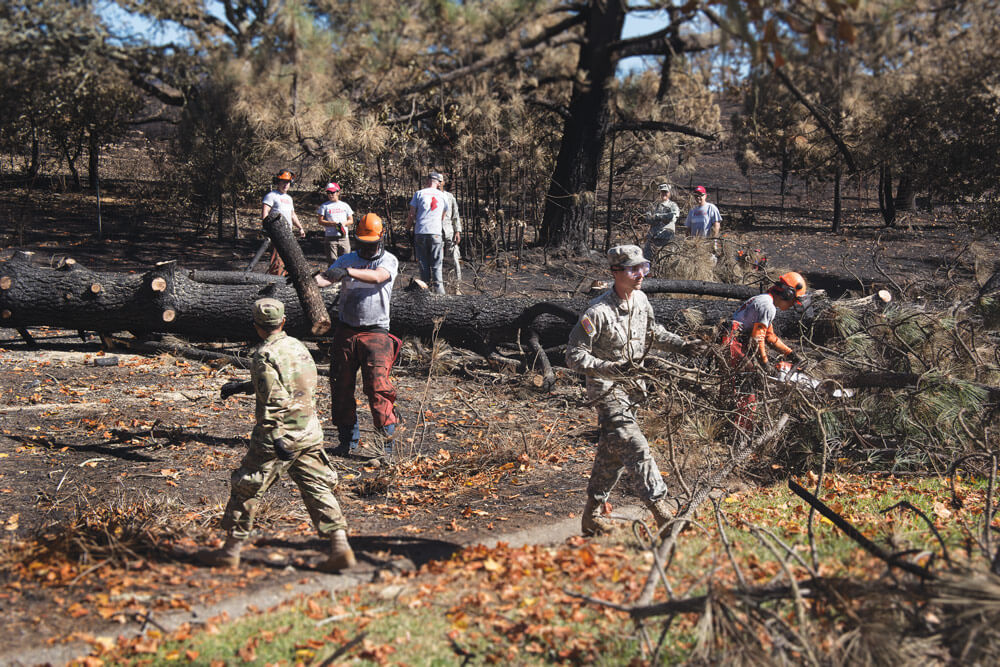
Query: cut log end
0 276 11 290
877 289 892 303
1 309 10 319
151 277 168 292
162 309 176 323
90 283 102 294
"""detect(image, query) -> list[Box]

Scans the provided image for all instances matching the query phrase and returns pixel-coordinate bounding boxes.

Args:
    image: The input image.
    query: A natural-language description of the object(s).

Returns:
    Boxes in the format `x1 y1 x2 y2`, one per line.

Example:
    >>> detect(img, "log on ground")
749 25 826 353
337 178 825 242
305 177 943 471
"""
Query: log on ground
1 253 823 351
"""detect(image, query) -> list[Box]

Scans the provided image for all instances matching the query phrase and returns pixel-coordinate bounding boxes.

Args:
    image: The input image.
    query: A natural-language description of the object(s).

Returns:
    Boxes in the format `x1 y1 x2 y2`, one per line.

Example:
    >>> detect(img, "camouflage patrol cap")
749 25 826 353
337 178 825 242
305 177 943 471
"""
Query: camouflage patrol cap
253 298 285 326
607 245 647 267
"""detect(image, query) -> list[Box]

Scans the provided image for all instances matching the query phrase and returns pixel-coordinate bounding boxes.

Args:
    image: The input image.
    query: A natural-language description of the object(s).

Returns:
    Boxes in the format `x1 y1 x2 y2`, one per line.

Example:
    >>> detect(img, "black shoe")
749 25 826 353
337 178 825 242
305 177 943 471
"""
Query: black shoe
328 443 351 458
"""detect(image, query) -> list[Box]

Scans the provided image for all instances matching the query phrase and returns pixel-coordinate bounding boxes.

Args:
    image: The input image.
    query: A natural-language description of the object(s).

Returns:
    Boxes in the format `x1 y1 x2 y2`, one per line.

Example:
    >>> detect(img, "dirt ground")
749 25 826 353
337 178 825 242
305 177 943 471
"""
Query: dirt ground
2 150 998 658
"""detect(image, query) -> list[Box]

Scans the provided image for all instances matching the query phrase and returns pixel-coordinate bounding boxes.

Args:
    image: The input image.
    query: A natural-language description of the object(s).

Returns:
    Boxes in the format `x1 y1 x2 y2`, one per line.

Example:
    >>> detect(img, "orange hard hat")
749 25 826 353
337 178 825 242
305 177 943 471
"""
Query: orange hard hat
778 271 807 297
355 213 384 242
275 170 294 182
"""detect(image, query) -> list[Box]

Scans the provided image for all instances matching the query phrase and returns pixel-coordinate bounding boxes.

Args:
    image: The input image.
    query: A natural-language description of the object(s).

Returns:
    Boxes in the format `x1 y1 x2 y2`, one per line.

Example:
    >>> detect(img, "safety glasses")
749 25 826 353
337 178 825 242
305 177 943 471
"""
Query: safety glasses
614 262 651 278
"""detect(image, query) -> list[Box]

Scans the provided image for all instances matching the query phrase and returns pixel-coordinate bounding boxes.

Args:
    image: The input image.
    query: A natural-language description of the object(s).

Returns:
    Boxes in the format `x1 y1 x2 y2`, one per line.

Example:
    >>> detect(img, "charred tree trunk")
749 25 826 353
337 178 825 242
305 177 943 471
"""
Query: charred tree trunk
894 174 917 212
832 163 843 233
88 134 100 191
641 280 756 300
1 253 759 353
879 162 896 227
539 0 626 254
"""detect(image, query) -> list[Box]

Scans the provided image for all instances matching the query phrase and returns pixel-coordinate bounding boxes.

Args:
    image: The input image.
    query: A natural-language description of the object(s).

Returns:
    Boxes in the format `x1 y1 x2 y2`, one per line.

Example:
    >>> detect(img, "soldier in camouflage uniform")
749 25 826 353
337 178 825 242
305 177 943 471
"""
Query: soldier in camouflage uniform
566 245 703 536
201 298 356 571
643 183 680 267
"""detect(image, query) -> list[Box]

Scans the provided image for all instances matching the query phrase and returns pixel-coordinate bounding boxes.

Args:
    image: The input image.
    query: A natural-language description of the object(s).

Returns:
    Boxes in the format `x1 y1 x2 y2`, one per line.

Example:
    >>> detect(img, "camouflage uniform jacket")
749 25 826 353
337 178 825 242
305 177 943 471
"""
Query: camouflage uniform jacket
645 200 680 241
440 190 461 234
566 289 685 415
251 331 323 450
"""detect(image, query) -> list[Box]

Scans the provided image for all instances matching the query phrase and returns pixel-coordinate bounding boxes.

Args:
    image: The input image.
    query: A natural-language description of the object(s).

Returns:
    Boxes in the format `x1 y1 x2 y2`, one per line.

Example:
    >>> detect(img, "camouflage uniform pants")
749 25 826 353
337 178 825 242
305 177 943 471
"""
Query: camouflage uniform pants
222 440 347 540
586 408 668 506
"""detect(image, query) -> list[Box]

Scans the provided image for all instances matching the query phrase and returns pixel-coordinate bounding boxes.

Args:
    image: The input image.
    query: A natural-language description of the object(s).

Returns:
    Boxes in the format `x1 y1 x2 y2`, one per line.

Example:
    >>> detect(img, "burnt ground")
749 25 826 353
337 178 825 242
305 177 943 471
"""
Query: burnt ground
1 151 999 658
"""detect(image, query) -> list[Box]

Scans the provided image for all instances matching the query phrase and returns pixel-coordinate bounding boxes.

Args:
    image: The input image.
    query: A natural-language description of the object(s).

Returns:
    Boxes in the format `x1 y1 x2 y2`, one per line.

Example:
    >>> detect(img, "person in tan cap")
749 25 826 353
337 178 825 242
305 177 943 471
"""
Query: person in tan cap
202 298 356 572
566 246 704 537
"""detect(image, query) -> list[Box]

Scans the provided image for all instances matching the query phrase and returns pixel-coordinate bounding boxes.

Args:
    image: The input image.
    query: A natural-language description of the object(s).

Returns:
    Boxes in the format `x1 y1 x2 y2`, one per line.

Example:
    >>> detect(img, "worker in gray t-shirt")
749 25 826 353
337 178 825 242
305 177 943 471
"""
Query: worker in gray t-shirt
315 213 400 458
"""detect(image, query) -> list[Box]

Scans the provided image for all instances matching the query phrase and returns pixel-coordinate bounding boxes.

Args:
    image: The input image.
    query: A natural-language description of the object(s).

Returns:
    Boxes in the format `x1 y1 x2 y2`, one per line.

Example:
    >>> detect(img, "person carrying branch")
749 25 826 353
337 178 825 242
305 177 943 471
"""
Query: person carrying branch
202 298 355 572
315 213 401 459
721 271 807 430
262 170 306 276
566 245 705 536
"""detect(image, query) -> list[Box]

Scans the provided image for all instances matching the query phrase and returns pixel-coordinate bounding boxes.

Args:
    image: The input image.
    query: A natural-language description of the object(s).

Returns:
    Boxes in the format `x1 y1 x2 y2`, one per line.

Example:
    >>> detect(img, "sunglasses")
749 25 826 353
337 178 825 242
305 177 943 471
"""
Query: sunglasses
613 262 651 278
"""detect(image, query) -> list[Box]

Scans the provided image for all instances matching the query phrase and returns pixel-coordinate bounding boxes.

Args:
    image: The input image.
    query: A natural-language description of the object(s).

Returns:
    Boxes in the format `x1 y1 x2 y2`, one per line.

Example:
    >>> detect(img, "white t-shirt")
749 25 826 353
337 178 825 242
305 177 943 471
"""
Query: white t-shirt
317 201 354 236
684 203 722 237
409 187 449 235
263 190 295 228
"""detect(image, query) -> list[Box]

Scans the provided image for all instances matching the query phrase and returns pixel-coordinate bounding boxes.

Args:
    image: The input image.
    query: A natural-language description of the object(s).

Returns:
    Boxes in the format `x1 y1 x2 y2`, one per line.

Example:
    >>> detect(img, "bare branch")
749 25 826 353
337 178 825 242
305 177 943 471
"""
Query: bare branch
612 120 718 141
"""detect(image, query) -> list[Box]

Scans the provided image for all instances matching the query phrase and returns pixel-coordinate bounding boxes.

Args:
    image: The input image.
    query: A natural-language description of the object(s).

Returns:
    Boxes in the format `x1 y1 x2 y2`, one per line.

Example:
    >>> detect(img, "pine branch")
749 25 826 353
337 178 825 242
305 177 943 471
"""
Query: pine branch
611 120 717 141
374 13 586 104
610 27 721 59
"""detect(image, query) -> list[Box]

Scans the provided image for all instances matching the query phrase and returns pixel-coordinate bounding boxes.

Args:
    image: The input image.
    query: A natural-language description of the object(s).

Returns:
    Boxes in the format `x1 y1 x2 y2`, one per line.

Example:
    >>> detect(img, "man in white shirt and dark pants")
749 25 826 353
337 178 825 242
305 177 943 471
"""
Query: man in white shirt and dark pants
406 172 449 295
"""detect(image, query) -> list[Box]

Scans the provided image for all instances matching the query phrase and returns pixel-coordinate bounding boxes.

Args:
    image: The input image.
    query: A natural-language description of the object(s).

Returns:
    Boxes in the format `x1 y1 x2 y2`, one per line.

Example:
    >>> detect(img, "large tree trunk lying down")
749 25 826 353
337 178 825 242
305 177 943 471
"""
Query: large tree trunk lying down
0 252 856 353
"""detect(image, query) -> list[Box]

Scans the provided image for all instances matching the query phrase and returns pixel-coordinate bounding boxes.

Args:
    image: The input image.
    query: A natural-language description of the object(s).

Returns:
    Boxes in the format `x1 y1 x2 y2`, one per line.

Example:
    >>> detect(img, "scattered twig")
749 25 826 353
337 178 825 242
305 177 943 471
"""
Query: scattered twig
789 479 936 580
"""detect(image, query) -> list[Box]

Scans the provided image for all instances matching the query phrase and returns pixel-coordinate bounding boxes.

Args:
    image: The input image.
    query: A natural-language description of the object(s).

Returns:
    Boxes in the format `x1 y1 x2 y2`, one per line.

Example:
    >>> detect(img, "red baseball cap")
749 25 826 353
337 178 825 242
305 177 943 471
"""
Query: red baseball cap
694 186 707 194
325 182 341 192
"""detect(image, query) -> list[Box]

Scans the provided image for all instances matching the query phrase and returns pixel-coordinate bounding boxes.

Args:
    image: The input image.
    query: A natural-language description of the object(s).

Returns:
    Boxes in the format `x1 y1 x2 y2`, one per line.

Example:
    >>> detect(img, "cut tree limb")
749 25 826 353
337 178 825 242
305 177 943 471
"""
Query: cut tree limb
262 209 331 336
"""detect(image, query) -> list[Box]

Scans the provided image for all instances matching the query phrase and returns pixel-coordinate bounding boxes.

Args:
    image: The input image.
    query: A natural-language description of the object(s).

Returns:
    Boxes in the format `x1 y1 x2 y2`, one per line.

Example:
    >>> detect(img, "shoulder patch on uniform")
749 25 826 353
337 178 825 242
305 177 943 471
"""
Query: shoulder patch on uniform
581 315 595 335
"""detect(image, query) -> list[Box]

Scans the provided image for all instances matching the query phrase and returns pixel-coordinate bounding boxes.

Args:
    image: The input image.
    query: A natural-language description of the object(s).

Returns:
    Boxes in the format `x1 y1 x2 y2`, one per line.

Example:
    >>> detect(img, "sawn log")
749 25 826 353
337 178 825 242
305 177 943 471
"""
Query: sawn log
0 253 817 353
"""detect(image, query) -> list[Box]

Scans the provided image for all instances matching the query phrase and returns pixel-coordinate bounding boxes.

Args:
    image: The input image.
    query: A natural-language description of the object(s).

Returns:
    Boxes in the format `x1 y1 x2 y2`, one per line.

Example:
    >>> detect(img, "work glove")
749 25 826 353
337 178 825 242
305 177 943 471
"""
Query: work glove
323 266 347 282
608 359 633 375
785 351 802 366
681 337 708 356
272 437 295 462
220 379 253 400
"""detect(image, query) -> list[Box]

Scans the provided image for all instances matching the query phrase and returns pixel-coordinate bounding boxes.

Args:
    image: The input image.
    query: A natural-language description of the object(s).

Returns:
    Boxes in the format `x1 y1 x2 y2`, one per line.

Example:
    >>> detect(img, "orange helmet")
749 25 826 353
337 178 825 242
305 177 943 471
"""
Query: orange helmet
274 169 294 182
773 271 807 302
355 213 384 242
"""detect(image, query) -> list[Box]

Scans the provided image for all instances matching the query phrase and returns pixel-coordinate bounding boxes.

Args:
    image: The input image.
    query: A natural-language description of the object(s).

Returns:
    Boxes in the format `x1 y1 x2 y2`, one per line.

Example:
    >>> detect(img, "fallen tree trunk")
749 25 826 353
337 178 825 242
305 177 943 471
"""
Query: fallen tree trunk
642 279 756 300
0 253 827 352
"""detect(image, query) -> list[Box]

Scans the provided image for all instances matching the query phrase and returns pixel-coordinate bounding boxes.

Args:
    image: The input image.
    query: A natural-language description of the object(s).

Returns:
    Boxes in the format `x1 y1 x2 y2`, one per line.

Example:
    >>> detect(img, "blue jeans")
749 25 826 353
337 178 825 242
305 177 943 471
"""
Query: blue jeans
414 233 445 294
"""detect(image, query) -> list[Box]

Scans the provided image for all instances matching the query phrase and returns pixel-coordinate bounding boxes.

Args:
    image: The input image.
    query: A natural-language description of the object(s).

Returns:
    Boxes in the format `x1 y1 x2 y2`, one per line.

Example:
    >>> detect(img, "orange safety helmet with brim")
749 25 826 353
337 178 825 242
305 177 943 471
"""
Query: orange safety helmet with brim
773 271 807 304
355 213 385 260
274 169 295 183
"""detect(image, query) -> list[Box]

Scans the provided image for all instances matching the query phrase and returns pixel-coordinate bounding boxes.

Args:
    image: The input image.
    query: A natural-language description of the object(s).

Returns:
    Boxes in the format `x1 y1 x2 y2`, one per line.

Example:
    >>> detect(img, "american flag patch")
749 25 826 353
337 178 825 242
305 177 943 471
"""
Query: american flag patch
581 315 595 335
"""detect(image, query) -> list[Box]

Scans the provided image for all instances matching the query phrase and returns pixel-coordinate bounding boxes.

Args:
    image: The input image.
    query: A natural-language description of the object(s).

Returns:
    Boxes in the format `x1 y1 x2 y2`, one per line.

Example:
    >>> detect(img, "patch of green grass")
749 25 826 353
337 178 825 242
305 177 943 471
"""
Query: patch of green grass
98 473 998 665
